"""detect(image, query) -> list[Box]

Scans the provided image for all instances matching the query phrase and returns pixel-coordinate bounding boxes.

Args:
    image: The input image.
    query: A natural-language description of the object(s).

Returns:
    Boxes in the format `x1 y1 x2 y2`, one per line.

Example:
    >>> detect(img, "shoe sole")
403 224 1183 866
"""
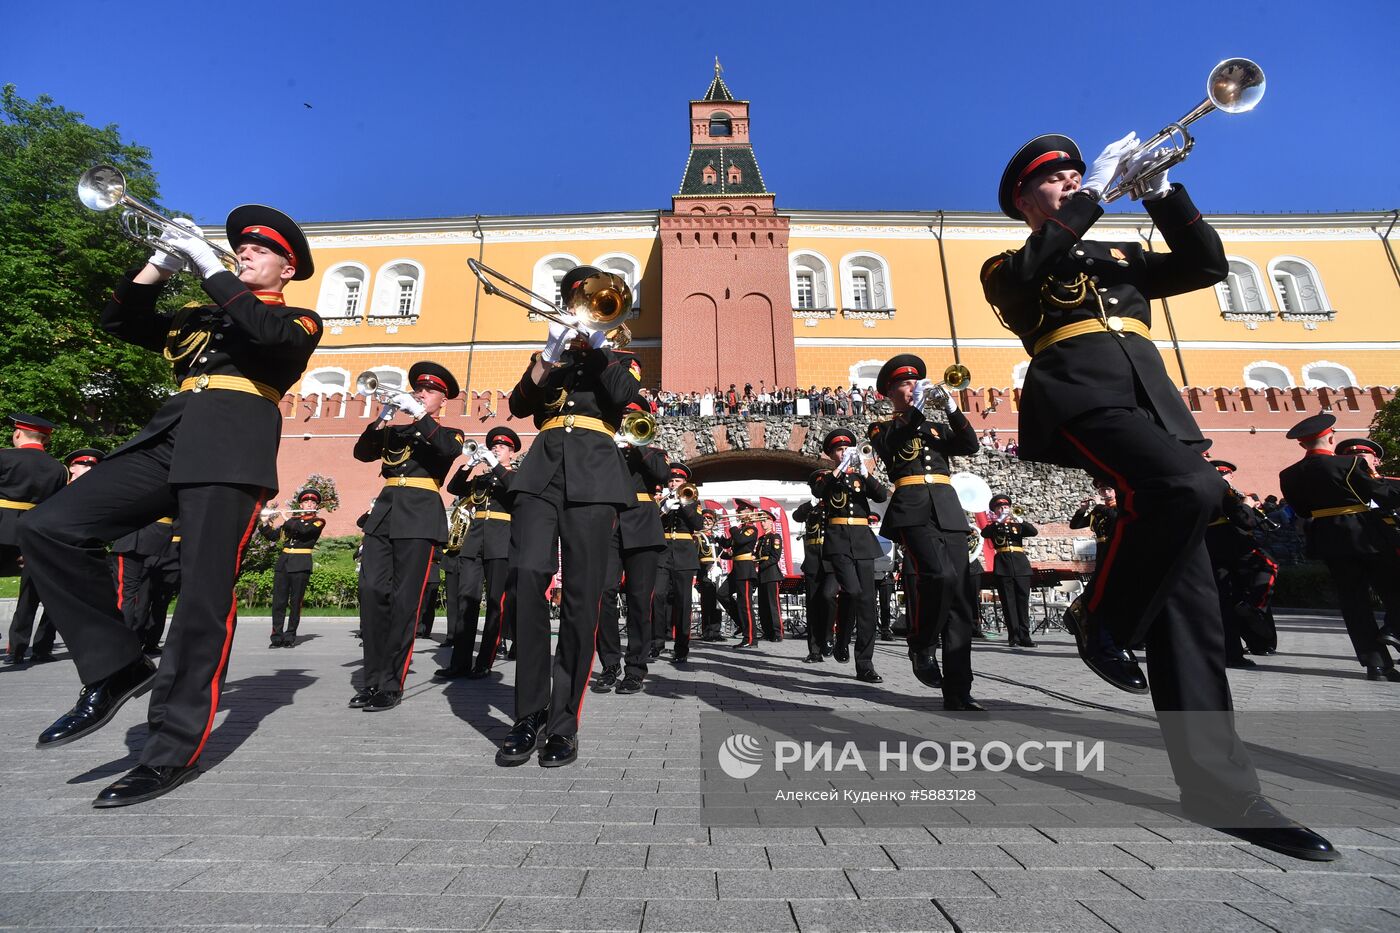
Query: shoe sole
539 752 578 768
1218 828 1342 861
92 766 199 809
496 746 537 766
362 701 401 712
37 668 157 749
1065 611 1150 696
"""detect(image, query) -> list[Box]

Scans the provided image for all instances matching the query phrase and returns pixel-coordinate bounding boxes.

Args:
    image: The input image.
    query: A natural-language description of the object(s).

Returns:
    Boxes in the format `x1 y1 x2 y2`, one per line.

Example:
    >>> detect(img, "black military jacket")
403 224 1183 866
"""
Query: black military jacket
757 531 785 583
1069 503 1118 544
260 515 326 573
508 347 640 505
100 269 321 489
113 518 176 561
661 501 706 572
869 407 978 532
1279 451 1400 559
446 463 516 561
810 470 887 560
981 186 1226 466
616 445 669 551
980 518 1038 577
1204 485 1264 568
0 447 67 548
722 523 760 581
792 500 826 574
354 415 463 542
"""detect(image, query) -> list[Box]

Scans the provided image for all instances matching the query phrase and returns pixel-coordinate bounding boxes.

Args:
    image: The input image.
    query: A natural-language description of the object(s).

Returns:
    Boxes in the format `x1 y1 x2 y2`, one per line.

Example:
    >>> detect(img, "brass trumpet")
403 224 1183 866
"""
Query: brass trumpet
1103 58 1265 202
617 410 657 447
467 258 633 349
354 370 400 404
78 164 243 274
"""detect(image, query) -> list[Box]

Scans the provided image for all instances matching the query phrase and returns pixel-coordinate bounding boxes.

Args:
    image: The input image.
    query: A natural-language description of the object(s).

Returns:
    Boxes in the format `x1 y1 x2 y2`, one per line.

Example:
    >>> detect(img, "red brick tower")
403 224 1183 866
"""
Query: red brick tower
660 61 796 393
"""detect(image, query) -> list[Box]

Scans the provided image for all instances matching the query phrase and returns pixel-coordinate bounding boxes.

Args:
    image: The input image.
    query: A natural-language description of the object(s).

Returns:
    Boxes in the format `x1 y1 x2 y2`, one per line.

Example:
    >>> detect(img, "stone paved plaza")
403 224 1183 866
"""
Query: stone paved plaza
1 612 1398 932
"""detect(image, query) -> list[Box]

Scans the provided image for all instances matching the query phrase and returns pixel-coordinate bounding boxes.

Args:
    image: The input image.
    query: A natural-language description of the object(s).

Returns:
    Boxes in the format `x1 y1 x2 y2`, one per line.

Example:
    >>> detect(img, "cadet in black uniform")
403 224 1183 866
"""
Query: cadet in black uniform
657 463 706 663
21 205 321 806
867 356 980 705
1 415 69 665
497 269 640 768
1069 482 1118 585
754 511 785 641
812 428 888 683
436 426 519 679
981 133 1336 859
793 496 836 662
111 517 174 652
981 494 1039 649
1279 414 1400 681
258 488 326 648
1204 461 1269 668
141 519 182 655
721 498 762 648
695 509 726 641
352 362 463 712
416 548 443 639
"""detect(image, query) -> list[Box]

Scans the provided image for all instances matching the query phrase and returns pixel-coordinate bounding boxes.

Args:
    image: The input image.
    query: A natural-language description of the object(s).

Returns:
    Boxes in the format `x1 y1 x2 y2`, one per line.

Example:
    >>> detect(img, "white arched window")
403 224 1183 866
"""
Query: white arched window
849 360 883 389
1215 258 1272 322
370 260 424 319
592 252 642 315
790 251 834 313
1302 361 1357 389
839 252 894 318
1243 361 1294 390
300 367 350 417
1269 256 1333 321
531 253 581 319
1011 361 1030 389
317 262 369 321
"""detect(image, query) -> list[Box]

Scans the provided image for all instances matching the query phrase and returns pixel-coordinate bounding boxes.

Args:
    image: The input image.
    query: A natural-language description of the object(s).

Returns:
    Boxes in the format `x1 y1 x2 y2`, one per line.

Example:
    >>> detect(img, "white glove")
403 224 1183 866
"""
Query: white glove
708 565 724 585
859 455 871 477
541 319 578 363
478 448 499 468
910 378 933 411
661 496 680 514
149 223 188 273
390 391 426 419
587 329 609 350
927 383 950 412
168 218 223 279
942 387 959 413
1123 146 1170 201
1081 132 1139 199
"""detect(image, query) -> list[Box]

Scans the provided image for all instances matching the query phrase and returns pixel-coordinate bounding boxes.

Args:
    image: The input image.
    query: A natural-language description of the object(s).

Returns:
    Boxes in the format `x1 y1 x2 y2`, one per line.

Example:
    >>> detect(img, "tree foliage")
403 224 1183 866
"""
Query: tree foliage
0 85 204 457
1368 394 1400 475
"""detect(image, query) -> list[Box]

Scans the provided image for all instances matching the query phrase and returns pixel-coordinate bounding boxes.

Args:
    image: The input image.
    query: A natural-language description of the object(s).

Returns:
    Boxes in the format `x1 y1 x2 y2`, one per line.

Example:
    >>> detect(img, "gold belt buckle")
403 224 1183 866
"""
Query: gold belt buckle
563 414 575 432
193 374 209 392
1106 316 1124 333
395 477 407 487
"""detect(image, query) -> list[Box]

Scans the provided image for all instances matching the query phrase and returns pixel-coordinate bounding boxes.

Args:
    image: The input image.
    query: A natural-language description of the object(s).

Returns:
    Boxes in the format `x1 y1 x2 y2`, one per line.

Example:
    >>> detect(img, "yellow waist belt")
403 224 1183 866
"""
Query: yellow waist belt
806 536 824 546
1033 316 1151 356
732 553 755 560
477 511 511 522
179 375 282 404
1310 504 1369 518
1207 517 1230 527
894 474 952 489
282 548 314 554
155 516 174 525
171 536 182 543
636 493 655 503
0 499 36 511
665 532 693 540
829 517 869 526
539 415 617 438
383 476 442 492
996 546 1025 553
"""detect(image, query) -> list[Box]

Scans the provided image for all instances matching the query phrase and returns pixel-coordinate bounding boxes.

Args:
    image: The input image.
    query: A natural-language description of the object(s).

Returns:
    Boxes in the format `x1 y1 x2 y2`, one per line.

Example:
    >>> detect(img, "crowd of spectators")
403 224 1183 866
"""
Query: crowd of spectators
979 429 1019 457
643 383 885 418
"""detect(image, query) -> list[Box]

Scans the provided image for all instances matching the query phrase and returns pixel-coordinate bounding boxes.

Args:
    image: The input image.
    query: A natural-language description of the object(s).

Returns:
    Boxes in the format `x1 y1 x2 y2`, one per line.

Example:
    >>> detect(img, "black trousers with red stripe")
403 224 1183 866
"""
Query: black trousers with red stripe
18 434 266 768
728 575 758 643
894 524 973 699
804 566 837 656
450 556 511 672
597 537 660 681
829 554 878 675
358 535 436 695
696 568 723 638
1057 407 1261 804
270 569 310 637
512 470 616 739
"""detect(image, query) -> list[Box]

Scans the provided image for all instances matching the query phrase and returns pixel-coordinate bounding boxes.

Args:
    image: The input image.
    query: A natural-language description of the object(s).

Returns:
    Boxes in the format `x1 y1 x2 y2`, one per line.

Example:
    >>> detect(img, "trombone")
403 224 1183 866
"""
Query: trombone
78 164 243 274
1103 58 1265 202
467 258 633 349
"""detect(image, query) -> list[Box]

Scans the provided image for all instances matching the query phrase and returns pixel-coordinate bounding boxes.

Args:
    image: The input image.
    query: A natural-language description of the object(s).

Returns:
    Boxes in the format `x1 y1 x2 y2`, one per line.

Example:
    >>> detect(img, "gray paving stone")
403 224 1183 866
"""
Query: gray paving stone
1081 900 1278 932
1245 872 1400 906
311 863 461 895
159 836 300 862
485 821 604 843
1244 846 1400 874
581 869 717 900
520 843 647 869
642 899 797 932
765 844 896 869
0 861 84 893
330 893 500 929
1106 868 1287 902
790 899 955 932
442 866 587 898
40 860 211 892
934 896 1117 932
1117 842 1284 871
175 860 335 893
373 819 497 841
645 845 770 870
1233 903 1400 933
817 826 938 845
883 844 1021 870
998 843 1155 870
597 825 708 845
398 841 532 867
973 869 1137 899
926 828 1047 845
486 897 643 931
716 869 854 899
280 838 419 864
846 869 995 899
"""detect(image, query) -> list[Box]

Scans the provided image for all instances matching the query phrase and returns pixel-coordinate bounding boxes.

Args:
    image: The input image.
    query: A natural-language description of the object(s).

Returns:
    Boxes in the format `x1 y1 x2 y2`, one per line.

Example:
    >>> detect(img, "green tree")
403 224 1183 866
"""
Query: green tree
1368 394 1400 475
0 84 204 457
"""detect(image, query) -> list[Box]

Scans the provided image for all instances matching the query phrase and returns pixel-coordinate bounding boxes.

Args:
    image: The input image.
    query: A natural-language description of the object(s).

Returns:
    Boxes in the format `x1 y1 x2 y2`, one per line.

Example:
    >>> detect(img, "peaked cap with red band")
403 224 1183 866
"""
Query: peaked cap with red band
63 447 104 468
1286 413 1336 443
822 427 858 455
485 426 521 451
408 361 459 399
8 412 55 435
1336 437 1384 459
988 494 1013 510
296 488 323 504
669 463 692 481
226 204 314 281
876 353 926 395
998 134 1086 221
1208 460 1238 474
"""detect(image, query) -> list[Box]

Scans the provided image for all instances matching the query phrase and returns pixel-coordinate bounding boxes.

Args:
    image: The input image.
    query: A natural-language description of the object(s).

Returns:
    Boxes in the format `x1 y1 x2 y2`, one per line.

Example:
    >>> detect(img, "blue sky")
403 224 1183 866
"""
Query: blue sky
4 0 1396 223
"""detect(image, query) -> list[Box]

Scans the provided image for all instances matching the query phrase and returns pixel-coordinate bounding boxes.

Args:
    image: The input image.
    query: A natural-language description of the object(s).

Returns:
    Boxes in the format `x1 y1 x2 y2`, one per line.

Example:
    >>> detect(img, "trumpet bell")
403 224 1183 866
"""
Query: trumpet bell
619 410 657 446
942 364 972 391
78 165 125 211
1208 57 1266 114
563 266 632 328
677 483 698 503
354 371 379 394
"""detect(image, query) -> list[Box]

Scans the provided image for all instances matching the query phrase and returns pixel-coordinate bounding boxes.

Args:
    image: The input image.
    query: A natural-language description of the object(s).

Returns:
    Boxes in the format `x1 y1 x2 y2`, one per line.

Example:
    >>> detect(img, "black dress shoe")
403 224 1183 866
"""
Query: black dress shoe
347 687 380 709
1019 638 1037 648
943 696 986 712
363 690 401 711
539 733 578 768
732 640 757 649
878 630 894 642
1366 666 1400 682
802 654 823 663
670 653 689 664
1251 647 1277 656
29 652 55 664
1185 795 1339 862
616 676 644 695
856 669 883 684
592 667 620 693
4 650 25 665
268 639 283 649
143 645 163 657
92 764 199 808
1226 656 1257 669
701 634 726 642
505 644 517 660
832 646 850 664
1379 628 1400 650
970 629 989 640
37 656 157 748
820 644 833 657
498 710 548 765
911 653 943 689
432 667 469 680
465 666 492 679
1062 600 1148 695
648 647 663 659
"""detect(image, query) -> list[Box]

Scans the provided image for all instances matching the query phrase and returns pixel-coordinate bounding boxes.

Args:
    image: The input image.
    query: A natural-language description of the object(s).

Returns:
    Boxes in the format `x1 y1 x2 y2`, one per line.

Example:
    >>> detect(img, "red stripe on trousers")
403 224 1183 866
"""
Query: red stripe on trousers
1058 429 1136 615
186 492 267 766
115 556 125 609
398 545 437 688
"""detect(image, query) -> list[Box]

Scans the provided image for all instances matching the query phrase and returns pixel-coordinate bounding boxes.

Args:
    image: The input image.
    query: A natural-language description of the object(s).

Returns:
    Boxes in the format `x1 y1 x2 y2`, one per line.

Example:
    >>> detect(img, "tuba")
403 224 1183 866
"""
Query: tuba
446 498 471 553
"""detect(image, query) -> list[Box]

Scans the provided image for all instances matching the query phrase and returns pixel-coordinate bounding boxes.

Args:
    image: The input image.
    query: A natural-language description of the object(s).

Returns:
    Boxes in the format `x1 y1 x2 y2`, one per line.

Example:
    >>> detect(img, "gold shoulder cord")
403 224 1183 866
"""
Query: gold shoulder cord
164 327 210 363
382 445 411 467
